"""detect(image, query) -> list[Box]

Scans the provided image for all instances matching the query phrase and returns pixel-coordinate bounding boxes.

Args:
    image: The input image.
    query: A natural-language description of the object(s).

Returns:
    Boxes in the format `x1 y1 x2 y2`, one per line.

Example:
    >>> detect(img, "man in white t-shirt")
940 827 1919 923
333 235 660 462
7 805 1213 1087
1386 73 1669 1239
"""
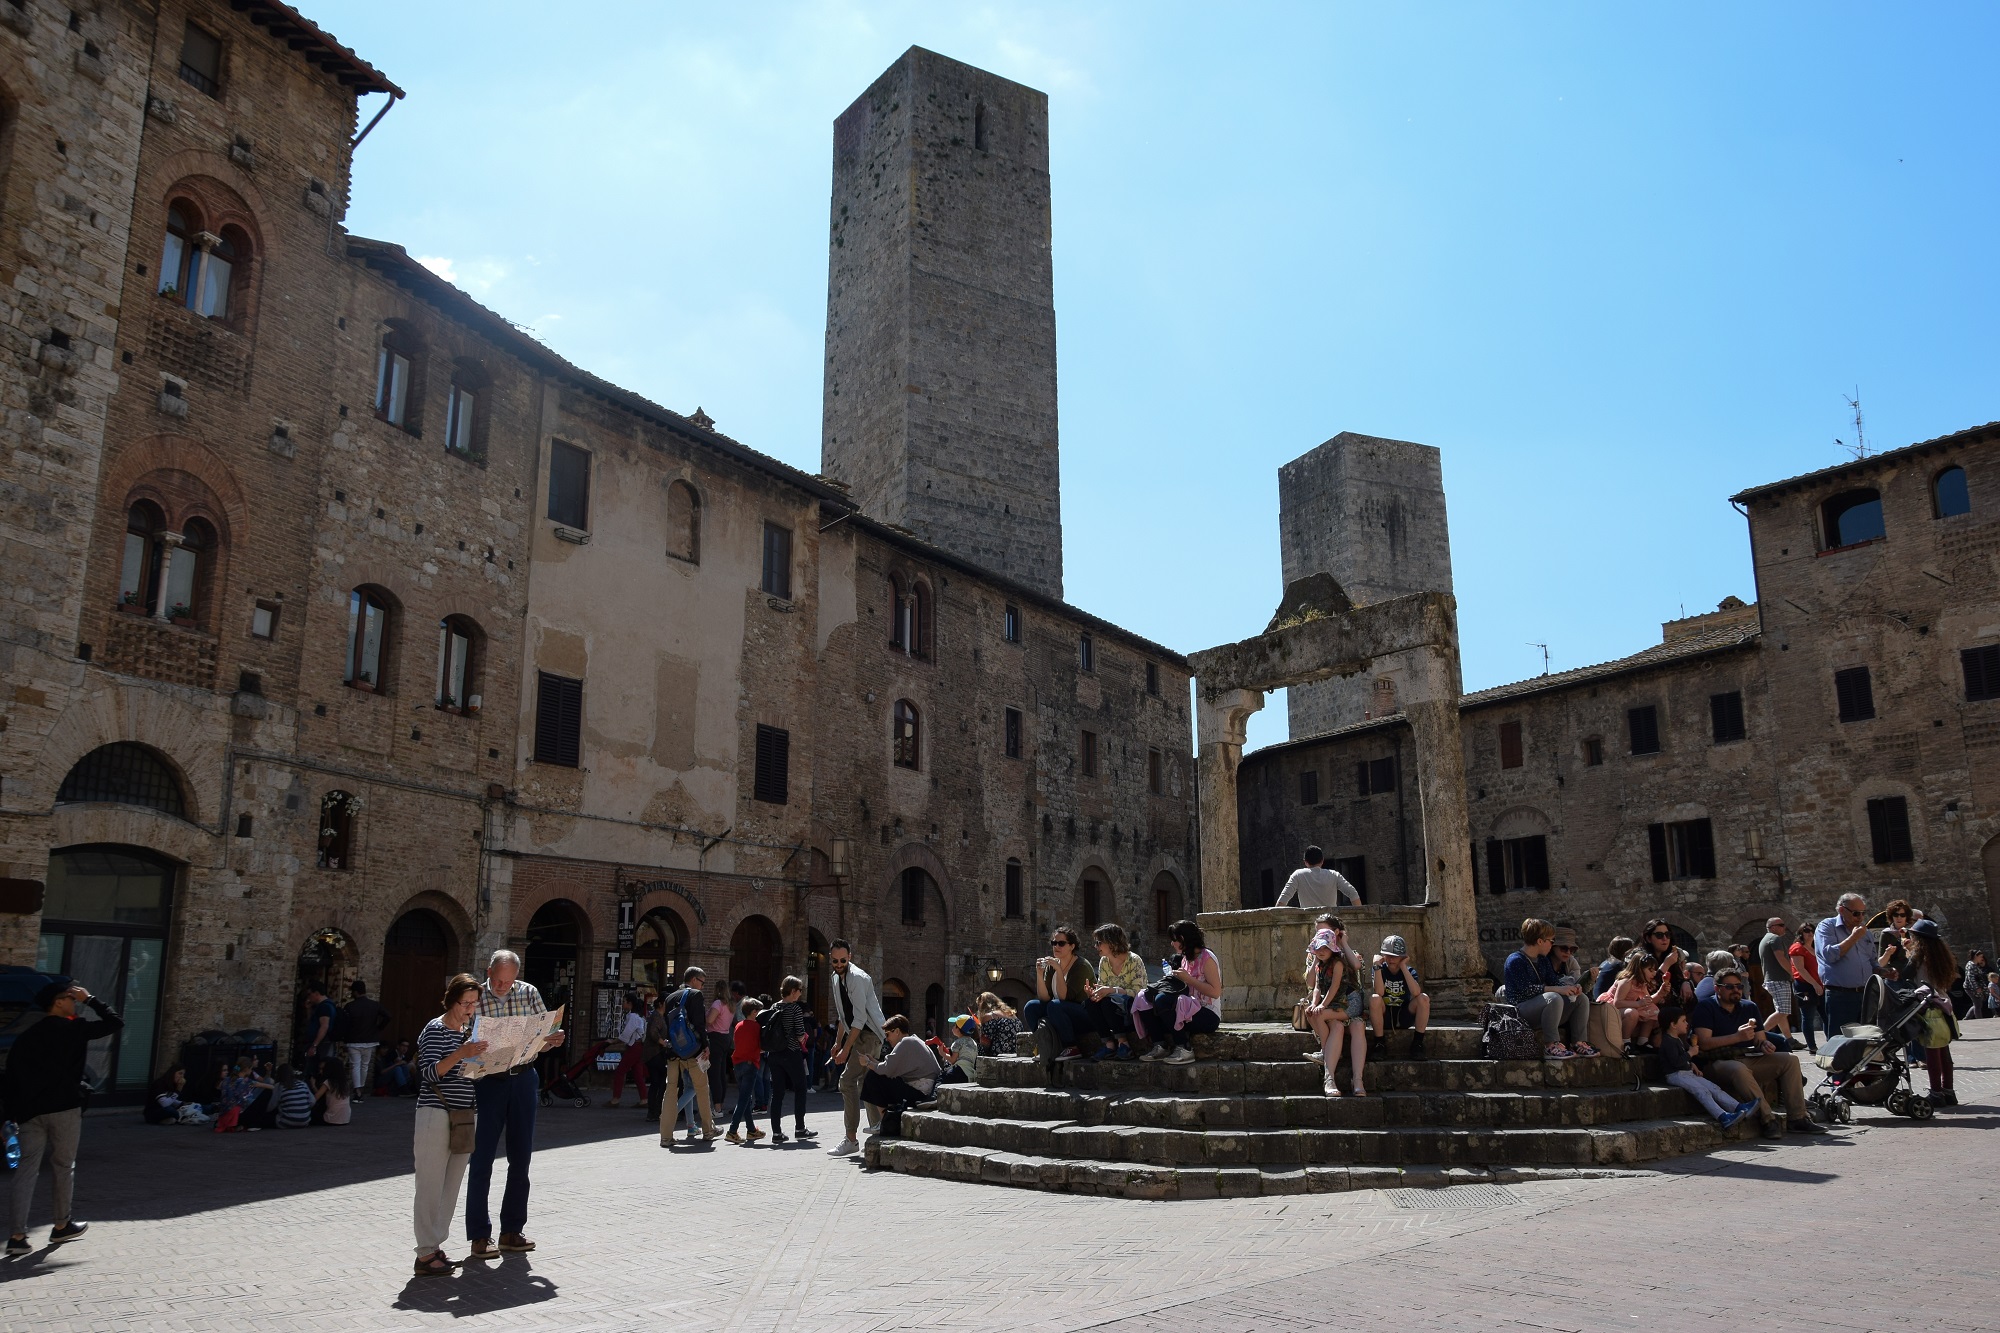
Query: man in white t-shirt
1274 846 1360 910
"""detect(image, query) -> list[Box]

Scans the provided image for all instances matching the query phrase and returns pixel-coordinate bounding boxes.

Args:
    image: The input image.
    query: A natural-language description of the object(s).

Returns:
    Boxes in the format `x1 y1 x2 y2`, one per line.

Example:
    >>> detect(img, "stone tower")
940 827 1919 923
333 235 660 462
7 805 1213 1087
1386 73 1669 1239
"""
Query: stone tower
1278 432 1456 737
821 47 1063 598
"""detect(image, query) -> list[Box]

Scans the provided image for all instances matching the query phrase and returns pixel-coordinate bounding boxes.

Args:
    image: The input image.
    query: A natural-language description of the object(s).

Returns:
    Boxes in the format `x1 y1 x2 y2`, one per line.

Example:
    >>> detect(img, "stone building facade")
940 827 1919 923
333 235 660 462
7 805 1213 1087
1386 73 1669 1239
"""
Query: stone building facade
0 10 1194 1096
1241 425 2000 973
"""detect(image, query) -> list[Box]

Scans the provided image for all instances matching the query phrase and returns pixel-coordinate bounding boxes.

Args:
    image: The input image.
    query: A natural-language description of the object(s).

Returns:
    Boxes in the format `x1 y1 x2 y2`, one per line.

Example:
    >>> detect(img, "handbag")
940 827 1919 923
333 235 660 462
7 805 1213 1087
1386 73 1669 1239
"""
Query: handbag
447 1107 476 1154
1291 997 1312 1032
1479 1002 1542 1061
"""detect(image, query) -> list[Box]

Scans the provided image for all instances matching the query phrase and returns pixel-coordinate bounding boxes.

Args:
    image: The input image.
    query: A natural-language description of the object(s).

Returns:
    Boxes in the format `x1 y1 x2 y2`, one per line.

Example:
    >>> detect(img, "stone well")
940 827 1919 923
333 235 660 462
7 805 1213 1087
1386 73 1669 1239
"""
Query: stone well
1197 904 1433 1022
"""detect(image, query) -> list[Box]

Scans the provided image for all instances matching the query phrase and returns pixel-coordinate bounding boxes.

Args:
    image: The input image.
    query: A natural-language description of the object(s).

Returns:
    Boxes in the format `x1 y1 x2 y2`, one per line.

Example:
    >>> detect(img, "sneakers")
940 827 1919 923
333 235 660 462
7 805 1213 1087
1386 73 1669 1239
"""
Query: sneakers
1571 1041 1601 1058
1054 1046 1084 1062
1544 1044 1573 1061
6 1235 28 1256
1930 1089 1959 1107
1114 1042 1135 1061
796 1125 818 1138
48 1221 87 1245
1087 1045 1115 1062
1408 1032 1427 1059
747 1126 766 1141
467 1238 499 1261
830 1137 859 1155
725 1130 743 1144
1760 1117 1785 1139
1164 1047 1195 1065
1717 1103 1754 1130
1138 1044 1168 1062
1787 1119 1830 1135
770 1131 790 1144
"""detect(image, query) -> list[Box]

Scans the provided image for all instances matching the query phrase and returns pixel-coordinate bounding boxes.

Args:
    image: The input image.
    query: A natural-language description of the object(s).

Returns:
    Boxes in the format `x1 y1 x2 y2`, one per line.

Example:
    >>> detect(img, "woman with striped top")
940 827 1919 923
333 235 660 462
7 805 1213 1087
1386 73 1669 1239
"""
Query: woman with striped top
412 973 488 1277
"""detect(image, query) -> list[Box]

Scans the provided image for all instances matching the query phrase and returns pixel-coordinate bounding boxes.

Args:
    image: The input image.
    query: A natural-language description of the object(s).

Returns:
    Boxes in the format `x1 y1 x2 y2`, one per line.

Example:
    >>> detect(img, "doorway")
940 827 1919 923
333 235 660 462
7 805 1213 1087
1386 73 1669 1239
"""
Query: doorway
631 908 686 997
729 915 782 1000
380 909 457 1051
38 845 177 1098
524 900 584 1055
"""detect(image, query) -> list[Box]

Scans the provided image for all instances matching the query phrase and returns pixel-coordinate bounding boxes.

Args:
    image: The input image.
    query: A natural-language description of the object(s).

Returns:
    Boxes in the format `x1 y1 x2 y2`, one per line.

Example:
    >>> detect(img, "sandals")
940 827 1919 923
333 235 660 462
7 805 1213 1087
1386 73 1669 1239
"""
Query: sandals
414 1251 453 1277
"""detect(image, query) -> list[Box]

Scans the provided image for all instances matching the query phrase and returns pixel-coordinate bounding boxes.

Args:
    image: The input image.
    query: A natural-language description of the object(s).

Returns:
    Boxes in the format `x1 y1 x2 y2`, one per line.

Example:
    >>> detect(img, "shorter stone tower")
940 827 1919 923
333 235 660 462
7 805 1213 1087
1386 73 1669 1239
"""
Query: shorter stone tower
821 47 1063 598
1278 432 1455 737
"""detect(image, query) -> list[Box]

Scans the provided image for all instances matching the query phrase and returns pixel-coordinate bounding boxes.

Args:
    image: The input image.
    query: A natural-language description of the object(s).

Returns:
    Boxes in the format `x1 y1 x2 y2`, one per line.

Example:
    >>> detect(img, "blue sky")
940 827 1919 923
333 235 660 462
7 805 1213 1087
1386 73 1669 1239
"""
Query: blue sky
306 2 2000 755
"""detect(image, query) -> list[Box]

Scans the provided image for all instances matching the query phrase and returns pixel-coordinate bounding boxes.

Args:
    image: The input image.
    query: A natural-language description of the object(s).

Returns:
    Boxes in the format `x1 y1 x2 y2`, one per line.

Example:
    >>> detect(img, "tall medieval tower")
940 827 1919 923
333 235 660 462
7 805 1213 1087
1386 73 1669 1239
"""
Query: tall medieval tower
821 47 1064 599
1279 432 1456 737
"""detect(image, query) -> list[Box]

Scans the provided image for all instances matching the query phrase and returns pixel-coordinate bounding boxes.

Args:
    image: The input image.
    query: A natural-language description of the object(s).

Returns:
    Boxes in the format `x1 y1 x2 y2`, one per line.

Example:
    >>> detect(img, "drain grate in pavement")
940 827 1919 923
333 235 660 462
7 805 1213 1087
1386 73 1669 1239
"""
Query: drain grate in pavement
1388 1184 1522 1210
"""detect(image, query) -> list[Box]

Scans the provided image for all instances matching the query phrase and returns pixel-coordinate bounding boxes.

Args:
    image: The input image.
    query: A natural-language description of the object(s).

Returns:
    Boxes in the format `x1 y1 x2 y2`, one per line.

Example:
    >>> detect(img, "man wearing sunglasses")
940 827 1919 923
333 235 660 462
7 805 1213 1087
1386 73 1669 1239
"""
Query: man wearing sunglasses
1813 893 1882 1037
825 939 886 1157
1690 967 1824 1139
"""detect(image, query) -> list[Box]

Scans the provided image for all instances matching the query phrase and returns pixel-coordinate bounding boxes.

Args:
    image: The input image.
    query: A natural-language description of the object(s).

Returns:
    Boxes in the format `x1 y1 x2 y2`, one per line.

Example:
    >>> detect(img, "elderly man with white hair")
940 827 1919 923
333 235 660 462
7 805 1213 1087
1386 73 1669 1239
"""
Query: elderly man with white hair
464 949 564 1261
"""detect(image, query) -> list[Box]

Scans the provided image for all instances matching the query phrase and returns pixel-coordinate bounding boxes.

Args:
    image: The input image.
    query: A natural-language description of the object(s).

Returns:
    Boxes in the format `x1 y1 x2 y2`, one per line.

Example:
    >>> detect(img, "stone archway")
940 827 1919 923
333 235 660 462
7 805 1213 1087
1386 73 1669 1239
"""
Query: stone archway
380 908 457 1051
729 914 782 1000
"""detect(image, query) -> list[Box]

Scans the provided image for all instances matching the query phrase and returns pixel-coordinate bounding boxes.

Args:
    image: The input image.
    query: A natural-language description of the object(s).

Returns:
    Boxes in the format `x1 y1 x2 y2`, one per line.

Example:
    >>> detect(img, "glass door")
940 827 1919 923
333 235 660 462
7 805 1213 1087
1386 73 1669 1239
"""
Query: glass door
40 846 176 1099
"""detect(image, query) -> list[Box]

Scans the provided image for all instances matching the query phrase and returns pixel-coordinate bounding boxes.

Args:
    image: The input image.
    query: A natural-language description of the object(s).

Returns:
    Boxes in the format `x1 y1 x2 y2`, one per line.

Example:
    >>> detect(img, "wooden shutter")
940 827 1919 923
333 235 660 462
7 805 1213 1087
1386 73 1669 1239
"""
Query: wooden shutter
1357 761 1371 796
1485 839 1506 895
1498 721 1523 769
535 672 582 767
1647 823 1670 882
1835 667 1875 722
1523 836 1550 890
1867 797 1913 863
754 724 789 805
1961 645 2000 702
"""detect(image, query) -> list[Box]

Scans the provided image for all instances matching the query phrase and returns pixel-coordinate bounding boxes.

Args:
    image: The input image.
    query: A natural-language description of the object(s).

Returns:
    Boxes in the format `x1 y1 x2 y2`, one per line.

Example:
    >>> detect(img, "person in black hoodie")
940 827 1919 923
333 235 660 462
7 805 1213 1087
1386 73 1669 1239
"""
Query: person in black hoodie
6 980 122 1254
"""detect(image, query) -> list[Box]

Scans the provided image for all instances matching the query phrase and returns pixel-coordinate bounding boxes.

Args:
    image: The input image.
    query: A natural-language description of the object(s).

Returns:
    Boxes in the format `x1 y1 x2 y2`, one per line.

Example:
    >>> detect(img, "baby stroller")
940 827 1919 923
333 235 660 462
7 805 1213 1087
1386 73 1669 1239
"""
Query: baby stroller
1806 983 1952 1124
537 1038 606 1108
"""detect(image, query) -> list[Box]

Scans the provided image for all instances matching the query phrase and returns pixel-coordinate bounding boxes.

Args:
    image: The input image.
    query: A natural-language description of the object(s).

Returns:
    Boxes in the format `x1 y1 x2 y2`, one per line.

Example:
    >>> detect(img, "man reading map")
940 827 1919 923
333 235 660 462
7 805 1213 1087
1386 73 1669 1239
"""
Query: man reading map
464 950 566 1259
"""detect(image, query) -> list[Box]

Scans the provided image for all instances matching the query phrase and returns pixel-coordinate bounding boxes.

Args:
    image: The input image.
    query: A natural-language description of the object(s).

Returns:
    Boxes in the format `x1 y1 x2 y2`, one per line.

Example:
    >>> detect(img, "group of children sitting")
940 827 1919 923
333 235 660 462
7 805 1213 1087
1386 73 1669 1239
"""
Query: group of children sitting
1300 913 1432 1097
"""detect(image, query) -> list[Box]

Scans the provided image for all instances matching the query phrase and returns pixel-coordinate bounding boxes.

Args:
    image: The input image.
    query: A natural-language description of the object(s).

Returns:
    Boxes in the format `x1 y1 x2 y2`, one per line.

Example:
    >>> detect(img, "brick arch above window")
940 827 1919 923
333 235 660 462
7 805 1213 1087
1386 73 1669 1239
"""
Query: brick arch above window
151 174 264 333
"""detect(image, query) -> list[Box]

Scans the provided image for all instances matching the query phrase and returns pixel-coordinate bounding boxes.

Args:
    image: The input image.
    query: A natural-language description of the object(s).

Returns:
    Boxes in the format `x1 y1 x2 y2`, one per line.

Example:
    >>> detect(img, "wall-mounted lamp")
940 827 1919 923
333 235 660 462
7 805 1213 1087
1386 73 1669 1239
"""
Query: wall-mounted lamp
830 837 852 879
986 967 1003 982
1745 828 1764 862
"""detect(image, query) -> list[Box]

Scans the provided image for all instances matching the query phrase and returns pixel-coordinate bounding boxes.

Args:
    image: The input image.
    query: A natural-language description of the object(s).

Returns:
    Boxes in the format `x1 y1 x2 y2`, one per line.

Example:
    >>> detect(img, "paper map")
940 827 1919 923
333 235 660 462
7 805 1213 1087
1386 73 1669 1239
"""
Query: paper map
460 1005 564 1079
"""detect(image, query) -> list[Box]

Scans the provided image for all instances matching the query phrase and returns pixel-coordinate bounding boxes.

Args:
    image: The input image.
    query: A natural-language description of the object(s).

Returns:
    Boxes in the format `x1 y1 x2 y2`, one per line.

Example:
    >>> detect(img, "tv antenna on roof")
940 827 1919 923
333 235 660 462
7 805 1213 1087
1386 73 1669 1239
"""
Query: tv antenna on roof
1835 388 1868 461
1528 642 1549 675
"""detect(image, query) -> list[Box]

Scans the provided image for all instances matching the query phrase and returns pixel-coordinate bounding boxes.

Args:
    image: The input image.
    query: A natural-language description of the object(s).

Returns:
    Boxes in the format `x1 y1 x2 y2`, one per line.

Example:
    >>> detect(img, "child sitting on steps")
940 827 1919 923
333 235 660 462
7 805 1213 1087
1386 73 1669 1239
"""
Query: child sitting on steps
1656 1006 1756 1129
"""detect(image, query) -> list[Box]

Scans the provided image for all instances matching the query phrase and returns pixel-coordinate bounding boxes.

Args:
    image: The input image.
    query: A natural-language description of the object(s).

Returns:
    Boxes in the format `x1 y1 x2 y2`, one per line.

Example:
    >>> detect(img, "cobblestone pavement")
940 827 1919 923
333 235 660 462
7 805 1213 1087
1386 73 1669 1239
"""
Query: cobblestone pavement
3 1028 1997 1332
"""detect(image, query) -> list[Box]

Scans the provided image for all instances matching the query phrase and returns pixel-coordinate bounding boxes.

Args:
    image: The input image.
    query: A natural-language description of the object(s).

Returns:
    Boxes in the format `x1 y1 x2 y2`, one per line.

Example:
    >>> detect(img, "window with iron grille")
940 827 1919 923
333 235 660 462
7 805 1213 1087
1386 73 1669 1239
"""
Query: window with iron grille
56 743 187 817
1867 796 1913 864
1004 860 1024 918
534 671 583 767
1834 666 1875 722
1647 818 1716 882
1960 644 2000 702
1710 691 1746 743
1627 705 1661 755
1004 707 1023 759
548 441 590 529
754 725 789 804
178 22 222 97
1298 769 1319 805
1498 720 1523 769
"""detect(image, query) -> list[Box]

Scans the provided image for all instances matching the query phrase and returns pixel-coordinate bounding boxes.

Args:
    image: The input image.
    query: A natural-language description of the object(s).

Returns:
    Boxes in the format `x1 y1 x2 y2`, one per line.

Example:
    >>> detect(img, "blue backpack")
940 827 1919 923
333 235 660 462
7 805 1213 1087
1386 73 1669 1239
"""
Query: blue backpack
664 989 705 1059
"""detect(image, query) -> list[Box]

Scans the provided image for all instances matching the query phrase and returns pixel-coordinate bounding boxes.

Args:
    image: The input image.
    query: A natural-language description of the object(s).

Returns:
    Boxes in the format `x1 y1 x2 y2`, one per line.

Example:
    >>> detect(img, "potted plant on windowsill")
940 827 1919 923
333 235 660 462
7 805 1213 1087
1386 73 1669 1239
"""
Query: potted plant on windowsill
436 693 458 714
167 602 195 627
353 671 376 693
117 591 146 614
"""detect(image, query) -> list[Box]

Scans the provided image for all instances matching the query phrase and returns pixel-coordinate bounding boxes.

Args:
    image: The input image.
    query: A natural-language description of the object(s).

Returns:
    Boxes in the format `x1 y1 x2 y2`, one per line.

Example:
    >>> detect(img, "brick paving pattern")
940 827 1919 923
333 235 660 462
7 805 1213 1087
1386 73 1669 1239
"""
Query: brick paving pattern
3 1030 1997 1331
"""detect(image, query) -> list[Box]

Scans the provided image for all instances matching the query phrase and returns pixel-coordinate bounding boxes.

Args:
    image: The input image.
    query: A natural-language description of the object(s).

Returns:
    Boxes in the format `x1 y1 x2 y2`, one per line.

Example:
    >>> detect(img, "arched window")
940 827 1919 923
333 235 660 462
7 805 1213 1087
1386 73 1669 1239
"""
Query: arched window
1820 488 1885 550
317 790 358 869
197 227 243 320
375 323 424 433
1080 871 1105 927
346 587 392 689
56 743 188 817
666 480 701 563
435 616 479 711
899 867 935 925
118 501 165 612
893 699 920 769
887 574 907 650
1934 466 1971 519
162 517 213 623
157 204 198 302
910 580 932 660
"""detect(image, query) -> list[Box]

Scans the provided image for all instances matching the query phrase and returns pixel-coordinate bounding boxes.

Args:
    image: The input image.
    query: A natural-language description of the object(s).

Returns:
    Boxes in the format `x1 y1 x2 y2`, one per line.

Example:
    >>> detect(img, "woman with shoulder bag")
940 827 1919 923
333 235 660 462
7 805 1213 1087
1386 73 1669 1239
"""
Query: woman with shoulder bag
412 973 488 1277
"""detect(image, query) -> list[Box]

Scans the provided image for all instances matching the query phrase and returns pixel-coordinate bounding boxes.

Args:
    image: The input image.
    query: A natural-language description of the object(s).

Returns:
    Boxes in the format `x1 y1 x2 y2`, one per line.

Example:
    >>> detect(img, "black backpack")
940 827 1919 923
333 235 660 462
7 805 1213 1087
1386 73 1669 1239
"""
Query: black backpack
757 1003 788 1055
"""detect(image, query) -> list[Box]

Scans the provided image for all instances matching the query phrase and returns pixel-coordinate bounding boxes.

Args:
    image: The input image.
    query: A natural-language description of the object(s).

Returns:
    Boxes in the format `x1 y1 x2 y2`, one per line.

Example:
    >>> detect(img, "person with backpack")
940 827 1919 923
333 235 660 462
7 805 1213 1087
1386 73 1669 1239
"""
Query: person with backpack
724 999 766 1143
337 979 390 1101
761 976 815 1143
658 967 717 1146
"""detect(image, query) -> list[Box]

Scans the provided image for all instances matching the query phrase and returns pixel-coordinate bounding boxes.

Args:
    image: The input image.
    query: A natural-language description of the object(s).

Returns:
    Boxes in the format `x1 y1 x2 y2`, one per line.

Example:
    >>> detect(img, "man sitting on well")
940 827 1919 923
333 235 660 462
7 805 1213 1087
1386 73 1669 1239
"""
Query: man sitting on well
1690 967 1825 1140
1274 846 1360 910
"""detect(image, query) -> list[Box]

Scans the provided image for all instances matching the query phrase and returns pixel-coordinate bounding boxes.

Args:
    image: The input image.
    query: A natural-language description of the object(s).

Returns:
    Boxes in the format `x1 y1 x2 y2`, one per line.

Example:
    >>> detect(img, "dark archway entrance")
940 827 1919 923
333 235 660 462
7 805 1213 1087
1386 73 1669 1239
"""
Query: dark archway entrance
380 909 456 1051
524 900 584 1052
632 908 686 998
924 983 945 1038
729 914 782 1000
39 845 177 1098
881 978 910 1022
807 929 830 1022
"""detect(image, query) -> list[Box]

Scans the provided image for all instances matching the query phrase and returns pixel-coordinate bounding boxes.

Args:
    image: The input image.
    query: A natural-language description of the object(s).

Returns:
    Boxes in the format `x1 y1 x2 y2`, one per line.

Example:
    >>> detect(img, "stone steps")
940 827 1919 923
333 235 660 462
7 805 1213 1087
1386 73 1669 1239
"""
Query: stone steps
870 1022 1747 1199
935 1081 1699 1130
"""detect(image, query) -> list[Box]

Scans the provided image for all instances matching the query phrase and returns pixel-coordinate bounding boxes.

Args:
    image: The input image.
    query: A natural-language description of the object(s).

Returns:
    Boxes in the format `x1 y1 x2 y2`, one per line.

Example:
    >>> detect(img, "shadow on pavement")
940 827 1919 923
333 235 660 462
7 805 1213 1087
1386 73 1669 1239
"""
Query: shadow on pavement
392 1254 558 1317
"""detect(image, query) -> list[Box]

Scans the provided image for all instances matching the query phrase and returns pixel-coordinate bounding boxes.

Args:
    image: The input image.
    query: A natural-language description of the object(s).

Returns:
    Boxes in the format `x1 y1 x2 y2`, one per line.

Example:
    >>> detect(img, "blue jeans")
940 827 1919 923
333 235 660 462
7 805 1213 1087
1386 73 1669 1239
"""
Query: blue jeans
467 1067 537 1241
1794 984 1826 1052
1135 1003 1220 1050
1021 999 1093 1049
1825 987 1866 1038
728 1063 760 1133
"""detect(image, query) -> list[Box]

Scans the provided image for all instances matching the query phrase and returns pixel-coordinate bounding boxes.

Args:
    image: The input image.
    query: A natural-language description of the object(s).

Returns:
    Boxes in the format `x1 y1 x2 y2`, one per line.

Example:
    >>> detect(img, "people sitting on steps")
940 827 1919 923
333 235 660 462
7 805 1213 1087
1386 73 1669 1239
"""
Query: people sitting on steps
1131 919 1223 1065
1601 949 1669 1053
1366 934 1428 1060
1302 922 1366 1097
1021 924 1099 1074
1502 918 1600 1060
859 1014 941 1137
1690 966 1825 1140
1084 923 1147 1062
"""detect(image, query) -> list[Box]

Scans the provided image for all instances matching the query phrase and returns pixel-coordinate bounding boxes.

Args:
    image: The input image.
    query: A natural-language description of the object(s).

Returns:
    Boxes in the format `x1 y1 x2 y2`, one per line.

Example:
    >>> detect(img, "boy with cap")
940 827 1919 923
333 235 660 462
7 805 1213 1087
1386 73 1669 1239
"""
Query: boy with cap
1367 935 1431 1058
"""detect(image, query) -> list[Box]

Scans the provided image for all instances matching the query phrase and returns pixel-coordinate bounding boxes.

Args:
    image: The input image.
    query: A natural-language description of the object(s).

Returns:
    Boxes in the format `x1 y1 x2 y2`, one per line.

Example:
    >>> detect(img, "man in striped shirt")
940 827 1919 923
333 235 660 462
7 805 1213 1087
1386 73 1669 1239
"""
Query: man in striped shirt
465 950 563 1261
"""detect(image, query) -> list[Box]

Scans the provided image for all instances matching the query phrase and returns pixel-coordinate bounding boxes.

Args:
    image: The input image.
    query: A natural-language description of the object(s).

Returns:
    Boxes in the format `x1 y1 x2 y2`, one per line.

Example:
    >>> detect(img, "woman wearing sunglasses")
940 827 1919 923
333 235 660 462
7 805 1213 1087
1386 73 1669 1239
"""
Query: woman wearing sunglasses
1023 926 1099 1076
1640 919 1692 1006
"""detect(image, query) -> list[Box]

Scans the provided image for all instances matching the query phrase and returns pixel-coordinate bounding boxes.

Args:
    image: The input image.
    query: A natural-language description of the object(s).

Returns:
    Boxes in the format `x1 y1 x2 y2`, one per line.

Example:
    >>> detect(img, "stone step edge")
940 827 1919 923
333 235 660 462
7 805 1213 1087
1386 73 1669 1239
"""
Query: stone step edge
944 1084 1692 1112
864 1138 1657 1201
906 1111 1726 1150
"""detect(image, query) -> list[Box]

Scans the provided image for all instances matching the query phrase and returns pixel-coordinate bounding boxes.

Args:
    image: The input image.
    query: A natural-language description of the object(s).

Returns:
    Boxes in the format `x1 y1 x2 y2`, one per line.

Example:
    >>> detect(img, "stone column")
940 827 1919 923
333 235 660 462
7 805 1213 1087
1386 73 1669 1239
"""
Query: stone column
1402 641 1482 986
152 531 185 618
1195 686 1264 911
